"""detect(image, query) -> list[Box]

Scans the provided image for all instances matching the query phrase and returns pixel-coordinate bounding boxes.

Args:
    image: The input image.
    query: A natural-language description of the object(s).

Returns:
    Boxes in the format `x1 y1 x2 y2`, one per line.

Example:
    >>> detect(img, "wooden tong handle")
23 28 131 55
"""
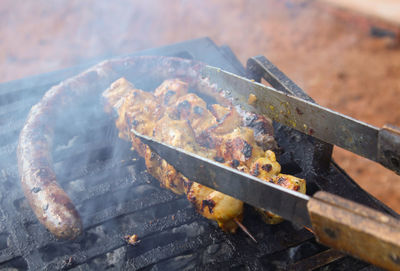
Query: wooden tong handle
308 191 400 270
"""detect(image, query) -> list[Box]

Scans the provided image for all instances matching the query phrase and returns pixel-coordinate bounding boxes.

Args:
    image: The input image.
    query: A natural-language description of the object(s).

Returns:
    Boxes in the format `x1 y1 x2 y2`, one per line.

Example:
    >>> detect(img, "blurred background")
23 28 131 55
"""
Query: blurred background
1 0 399 212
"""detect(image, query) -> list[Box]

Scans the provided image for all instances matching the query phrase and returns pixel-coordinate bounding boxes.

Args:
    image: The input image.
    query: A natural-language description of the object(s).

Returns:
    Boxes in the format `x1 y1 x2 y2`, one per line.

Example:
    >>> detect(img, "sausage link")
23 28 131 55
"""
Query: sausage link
18 106 82 239
17 65 115 239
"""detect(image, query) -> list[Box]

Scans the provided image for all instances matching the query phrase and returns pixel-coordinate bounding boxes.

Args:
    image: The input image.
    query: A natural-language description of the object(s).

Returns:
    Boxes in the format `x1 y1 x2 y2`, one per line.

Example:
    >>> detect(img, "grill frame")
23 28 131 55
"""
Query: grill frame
0 37 391 270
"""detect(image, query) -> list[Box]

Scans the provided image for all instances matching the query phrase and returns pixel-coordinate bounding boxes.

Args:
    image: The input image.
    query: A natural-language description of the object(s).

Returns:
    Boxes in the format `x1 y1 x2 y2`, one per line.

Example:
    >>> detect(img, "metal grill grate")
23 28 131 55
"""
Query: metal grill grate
0 38 389 270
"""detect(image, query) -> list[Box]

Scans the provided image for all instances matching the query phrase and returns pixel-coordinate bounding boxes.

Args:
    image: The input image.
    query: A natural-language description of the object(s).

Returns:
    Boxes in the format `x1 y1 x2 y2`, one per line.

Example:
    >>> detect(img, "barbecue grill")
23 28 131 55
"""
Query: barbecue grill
0 37 395 270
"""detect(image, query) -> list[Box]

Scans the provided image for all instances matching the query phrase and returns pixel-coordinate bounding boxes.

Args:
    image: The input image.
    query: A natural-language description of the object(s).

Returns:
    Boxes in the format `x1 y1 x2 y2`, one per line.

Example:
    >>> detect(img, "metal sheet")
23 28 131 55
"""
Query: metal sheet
134 131 312 228
202 66 380 162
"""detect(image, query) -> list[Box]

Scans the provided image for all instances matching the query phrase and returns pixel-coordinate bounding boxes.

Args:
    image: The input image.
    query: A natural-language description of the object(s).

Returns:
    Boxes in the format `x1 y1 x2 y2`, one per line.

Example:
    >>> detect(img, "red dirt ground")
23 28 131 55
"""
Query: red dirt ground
1 0 399 212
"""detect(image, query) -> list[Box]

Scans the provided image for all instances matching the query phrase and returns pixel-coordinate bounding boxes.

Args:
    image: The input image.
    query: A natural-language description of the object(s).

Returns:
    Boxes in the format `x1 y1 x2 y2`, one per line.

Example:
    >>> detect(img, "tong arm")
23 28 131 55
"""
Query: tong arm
246 55 400 175
378 124 400 174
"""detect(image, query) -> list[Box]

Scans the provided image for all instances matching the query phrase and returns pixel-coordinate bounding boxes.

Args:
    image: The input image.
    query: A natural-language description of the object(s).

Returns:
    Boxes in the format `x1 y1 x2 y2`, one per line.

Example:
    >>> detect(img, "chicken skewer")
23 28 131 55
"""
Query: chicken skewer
103 77 306 235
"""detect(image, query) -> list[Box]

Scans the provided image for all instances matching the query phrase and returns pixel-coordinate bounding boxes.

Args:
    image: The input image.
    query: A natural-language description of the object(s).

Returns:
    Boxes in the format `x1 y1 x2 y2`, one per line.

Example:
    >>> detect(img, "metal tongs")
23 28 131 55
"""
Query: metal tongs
134 56 400 270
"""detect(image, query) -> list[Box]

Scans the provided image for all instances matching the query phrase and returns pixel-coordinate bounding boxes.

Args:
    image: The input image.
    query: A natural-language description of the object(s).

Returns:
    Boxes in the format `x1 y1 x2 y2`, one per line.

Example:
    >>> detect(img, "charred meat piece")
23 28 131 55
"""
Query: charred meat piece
103 78 164 144
154 79 189 106
166 93 218 137
257 174 306 224
249 150 281 178
214 127 265 166
208 104 242 135
187 183 243 233
242 111 277 151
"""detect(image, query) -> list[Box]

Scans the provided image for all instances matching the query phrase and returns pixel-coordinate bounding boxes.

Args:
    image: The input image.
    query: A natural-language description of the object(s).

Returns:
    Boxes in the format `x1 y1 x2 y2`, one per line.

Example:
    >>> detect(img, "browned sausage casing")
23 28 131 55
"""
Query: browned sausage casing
17 56 211 239
17 69 108 240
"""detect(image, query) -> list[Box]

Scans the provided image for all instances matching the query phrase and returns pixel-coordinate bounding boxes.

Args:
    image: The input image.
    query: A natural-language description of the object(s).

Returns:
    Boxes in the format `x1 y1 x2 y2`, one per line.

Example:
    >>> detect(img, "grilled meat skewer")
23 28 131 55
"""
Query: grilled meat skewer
103 77 306 232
